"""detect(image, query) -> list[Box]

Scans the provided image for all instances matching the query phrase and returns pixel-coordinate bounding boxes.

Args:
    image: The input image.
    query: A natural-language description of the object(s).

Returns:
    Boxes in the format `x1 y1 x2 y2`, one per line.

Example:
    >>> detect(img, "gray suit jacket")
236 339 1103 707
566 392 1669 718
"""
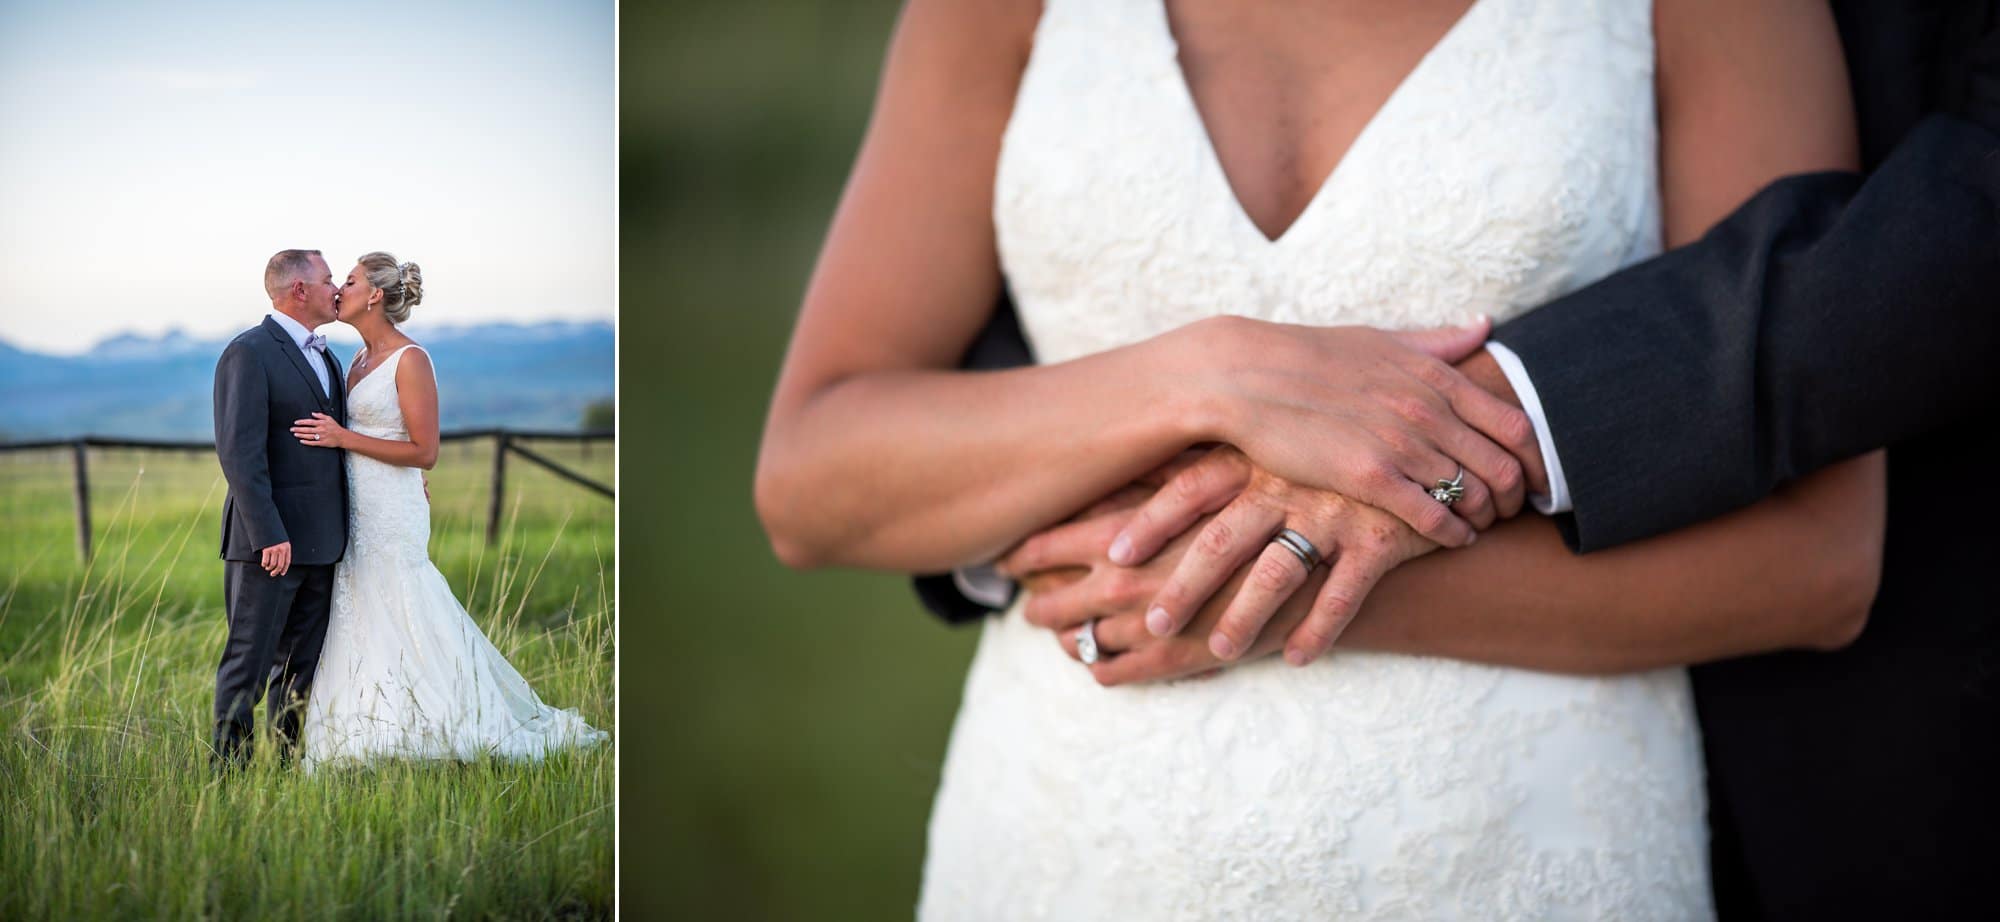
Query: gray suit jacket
213 315 348 565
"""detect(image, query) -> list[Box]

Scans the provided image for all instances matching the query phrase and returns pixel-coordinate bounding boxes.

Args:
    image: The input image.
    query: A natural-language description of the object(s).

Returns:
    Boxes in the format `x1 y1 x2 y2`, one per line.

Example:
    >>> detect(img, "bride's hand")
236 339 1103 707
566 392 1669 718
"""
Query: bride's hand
291 412 349 448
1175 314 1544 548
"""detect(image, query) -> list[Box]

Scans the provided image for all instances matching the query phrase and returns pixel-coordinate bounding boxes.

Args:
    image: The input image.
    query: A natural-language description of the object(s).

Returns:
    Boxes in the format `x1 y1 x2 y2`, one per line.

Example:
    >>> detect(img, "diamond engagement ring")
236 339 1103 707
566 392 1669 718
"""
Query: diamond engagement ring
1077 618 1102 665
1430 467 1466 506
1271 528 1321 569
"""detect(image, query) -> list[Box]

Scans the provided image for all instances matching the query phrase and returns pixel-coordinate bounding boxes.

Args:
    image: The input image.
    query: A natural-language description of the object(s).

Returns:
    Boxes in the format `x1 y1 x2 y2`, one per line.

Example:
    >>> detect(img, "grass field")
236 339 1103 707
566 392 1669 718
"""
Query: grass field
0 438 614 920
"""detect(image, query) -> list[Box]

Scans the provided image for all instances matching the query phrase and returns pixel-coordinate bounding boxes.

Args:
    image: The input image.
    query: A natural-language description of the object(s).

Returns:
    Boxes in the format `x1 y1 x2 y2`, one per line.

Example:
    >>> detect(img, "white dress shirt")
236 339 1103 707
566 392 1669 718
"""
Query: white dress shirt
268 311 331 398
954 564 1016 609
1482 341 1573 514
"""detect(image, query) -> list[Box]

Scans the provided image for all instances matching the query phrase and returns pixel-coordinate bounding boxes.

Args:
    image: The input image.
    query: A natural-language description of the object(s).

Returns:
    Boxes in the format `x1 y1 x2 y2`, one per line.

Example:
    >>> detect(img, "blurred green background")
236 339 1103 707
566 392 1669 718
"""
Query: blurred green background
622 2 984 919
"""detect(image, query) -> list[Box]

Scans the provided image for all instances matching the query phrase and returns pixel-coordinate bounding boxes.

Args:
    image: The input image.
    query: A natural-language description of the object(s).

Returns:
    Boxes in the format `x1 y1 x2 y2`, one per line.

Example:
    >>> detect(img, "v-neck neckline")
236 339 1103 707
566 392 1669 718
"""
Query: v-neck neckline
347 343 415 396
1159 0 1486 246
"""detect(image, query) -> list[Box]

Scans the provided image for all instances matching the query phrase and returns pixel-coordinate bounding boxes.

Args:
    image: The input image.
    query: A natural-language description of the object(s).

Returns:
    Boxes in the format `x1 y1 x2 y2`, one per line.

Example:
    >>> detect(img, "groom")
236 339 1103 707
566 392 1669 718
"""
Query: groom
210 249 348 770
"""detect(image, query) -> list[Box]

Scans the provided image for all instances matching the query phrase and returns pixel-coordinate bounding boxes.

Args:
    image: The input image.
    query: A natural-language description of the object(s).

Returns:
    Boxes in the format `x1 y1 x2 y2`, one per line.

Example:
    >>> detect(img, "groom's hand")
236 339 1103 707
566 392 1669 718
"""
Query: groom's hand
260 541 293 577
1107 445 1435 665
1066 561 1322 686
1004 499 1312 686
1007 446 1430 670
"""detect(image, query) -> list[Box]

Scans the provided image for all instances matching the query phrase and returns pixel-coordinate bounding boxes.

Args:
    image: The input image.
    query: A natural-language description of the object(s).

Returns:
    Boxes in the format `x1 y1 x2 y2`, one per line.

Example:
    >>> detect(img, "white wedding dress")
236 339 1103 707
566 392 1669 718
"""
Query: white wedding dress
301 344 604 772
919 0 1711 918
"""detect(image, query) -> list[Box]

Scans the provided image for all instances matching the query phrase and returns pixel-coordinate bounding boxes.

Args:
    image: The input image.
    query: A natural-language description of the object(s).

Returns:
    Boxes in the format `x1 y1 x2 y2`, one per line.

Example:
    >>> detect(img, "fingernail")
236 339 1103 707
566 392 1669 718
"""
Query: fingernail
1146 606 1172 637
1285 648 1311 667
1466 531 1477 545
1208 633 1235 659
1108 532 1134 565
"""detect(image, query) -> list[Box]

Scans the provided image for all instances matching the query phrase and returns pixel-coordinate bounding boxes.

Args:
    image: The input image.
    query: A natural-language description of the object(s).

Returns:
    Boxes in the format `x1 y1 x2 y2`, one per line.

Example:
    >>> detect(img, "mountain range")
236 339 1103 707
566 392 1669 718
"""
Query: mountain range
0 321 614 440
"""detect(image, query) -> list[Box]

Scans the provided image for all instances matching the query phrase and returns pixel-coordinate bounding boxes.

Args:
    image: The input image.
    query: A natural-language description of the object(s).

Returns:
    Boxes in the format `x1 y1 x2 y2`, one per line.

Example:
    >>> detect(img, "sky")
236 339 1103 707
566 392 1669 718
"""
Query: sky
0 0 615 354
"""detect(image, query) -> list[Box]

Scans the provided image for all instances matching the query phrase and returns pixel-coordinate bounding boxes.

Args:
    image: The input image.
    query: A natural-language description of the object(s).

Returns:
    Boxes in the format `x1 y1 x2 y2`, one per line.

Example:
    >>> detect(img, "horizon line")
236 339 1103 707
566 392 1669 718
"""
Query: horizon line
3 315 618 357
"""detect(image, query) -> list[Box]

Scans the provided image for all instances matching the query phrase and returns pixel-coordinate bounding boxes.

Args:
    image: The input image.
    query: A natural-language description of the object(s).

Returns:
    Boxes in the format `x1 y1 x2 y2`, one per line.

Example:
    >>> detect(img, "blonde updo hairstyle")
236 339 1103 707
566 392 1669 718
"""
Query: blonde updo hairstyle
357 251 424 324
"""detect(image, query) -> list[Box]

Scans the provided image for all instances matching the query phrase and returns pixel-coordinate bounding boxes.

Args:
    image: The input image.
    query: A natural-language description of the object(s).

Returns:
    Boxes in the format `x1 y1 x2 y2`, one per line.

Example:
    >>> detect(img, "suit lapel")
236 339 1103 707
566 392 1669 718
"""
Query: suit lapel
262 315 333 413
325 349 346 418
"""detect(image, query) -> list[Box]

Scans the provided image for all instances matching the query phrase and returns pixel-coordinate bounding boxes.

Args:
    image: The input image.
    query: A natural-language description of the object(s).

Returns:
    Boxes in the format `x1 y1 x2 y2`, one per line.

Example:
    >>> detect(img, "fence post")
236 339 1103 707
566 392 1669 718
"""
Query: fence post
486 432 509 544
71 440 92 562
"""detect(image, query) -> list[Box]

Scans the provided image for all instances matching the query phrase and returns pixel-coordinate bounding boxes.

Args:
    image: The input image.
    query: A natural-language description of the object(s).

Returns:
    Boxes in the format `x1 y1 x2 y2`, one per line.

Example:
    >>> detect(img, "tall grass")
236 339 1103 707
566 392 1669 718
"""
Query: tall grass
0 442 613 920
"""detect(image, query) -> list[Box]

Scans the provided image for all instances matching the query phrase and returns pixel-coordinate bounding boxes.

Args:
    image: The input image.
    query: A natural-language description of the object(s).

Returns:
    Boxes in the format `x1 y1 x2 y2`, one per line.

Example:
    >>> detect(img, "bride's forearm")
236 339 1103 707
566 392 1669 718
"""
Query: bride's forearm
1337 453 1886 674
756 333 1215 572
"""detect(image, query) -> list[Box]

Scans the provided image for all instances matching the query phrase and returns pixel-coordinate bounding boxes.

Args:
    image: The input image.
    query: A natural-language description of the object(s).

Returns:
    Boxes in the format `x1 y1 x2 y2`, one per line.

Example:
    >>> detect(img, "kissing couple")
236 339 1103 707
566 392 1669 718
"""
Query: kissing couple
211 249 604 773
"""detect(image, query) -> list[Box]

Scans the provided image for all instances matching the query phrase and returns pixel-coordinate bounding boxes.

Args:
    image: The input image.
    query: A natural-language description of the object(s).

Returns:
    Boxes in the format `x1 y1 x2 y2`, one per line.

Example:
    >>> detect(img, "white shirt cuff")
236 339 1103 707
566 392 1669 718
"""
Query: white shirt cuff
952 564 1017 609
1483 341 1573 515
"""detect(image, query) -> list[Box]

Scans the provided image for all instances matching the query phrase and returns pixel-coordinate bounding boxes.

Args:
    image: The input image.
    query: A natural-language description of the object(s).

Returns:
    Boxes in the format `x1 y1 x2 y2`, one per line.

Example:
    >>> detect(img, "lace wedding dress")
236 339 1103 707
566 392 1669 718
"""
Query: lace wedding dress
919 0 1711 918
301 345 605 772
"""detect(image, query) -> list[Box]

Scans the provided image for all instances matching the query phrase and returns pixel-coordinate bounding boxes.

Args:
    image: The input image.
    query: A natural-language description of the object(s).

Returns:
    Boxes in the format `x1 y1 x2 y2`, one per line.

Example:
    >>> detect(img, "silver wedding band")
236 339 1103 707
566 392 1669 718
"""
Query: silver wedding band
1272 528 1321 569
1077 618 1102 665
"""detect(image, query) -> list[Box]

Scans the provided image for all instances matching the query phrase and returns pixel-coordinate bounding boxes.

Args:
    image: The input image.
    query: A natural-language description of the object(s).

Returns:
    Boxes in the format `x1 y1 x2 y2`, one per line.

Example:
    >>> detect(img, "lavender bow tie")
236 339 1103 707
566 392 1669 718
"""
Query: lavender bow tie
304 332 327 353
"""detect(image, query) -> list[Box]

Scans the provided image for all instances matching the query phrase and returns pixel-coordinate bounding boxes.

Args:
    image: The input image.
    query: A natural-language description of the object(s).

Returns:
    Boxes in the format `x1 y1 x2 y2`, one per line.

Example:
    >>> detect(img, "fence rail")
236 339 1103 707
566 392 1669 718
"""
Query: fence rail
0 429 614 561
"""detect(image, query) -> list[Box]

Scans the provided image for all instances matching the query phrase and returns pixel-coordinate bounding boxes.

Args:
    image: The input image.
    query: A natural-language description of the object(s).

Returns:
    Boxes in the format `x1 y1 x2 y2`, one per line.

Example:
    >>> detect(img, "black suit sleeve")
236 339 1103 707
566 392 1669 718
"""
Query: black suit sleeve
214 341 288 549
913 570 1016 625
1492 110 2000 552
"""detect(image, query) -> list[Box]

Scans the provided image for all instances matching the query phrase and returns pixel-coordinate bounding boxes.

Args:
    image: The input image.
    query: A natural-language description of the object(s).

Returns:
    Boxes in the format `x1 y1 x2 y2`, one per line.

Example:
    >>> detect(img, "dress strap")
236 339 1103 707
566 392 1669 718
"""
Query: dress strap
361 343 430 390
395 344 438 384
379 343 430 376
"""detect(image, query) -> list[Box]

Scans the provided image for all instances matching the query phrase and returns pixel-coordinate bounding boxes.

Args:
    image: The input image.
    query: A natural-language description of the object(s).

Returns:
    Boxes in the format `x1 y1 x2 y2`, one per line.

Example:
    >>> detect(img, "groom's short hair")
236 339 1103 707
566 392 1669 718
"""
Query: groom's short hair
264 249 324 300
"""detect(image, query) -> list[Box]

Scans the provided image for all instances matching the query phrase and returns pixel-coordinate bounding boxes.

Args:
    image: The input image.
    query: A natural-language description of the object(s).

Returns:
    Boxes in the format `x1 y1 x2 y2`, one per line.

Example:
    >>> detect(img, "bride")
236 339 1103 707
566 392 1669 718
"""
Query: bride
290 252 604 771
758 0 1863 917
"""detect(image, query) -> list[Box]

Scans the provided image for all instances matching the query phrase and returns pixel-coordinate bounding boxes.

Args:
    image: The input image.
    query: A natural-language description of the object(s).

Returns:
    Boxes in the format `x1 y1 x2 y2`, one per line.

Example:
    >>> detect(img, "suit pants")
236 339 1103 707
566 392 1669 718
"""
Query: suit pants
213 560 334 763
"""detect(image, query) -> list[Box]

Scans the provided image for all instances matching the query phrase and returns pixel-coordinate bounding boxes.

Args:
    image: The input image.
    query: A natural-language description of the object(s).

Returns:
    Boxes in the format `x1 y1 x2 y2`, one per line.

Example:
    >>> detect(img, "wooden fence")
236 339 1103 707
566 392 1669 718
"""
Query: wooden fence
0 429 613 561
